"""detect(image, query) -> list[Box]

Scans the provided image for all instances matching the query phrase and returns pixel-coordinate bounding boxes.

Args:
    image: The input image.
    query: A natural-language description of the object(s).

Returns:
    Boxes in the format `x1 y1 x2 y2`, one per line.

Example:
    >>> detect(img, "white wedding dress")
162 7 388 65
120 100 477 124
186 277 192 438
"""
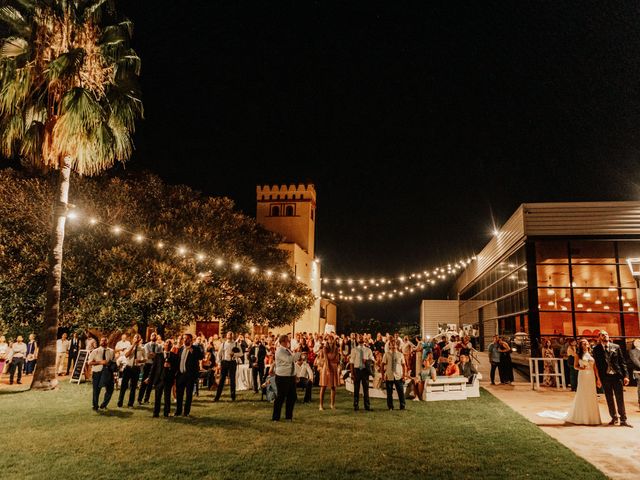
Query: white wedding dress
565 353 601 425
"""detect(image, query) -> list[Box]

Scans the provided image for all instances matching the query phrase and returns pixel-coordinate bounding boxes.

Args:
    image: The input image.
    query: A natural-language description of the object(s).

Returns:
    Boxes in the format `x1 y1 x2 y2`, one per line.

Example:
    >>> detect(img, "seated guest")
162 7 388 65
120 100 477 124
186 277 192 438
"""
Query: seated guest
445 355 460 377
295 354 314 403
413 357 437 401
261 368 277 402
458 354 477 384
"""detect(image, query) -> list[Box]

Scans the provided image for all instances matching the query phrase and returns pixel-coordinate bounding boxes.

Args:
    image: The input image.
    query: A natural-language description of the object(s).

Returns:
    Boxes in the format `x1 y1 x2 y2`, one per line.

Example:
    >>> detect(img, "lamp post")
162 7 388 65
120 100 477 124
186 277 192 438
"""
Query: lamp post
625 258 640 335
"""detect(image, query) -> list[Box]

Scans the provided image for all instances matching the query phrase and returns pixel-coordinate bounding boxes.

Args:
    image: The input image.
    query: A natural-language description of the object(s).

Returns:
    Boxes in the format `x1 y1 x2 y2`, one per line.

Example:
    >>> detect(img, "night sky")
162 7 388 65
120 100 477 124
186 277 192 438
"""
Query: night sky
118 1 640 323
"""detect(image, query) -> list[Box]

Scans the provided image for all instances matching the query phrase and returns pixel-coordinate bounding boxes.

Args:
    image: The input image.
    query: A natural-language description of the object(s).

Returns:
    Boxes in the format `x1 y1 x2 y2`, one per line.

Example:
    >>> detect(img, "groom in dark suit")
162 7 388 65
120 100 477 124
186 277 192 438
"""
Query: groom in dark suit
145 339 178 418
593 331 632 427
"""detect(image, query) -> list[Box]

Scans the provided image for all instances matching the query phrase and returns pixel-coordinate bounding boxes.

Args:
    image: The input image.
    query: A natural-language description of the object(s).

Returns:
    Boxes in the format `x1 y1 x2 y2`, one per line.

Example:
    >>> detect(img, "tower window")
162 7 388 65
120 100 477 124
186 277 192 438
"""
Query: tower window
285 205 295 216
271 205 280 217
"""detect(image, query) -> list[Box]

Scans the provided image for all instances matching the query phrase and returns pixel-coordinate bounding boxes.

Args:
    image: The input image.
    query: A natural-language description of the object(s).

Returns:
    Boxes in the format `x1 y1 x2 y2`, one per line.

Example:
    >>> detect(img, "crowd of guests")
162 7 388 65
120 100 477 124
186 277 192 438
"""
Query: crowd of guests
80 329 481 421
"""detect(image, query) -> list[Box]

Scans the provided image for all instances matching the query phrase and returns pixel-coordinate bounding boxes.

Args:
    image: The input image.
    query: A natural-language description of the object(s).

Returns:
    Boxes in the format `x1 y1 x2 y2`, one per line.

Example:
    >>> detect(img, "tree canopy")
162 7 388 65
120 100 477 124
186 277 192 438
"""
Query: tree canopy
0 169 315 338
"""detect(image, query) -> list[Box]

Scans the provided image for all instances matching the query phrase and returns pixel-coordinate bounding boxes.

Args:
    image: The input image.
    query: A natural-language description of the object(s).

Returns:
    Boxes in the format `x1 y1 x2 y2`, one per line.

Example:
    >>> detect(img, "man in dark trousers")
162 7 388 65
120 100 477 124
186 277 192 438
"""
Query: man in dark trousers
593 330 632 427
65 332 81 376
214 331 240 402
349 334 373 411
175 333 203 417
249 339 267 393
145 339 177 418
87 337 115 410
117 334 146 408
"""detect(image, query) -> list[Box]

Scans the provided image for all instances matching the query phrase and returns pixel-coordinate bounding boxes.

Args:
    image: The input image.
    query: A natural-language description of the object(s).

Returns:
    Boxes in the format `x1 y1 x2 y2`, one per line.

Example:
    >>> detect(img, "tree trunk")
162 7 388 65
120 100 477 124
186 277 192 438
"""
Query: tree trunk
31 158 71 390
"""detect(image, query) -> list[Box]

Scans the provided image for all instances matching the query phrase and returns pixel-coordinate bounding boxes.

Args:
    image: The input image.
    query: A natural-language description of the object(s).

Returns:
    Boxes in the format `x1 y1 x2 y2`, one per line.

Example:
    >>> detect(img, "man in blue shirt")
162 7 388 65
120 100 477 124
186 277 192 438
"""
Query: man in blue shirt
487 335 502 385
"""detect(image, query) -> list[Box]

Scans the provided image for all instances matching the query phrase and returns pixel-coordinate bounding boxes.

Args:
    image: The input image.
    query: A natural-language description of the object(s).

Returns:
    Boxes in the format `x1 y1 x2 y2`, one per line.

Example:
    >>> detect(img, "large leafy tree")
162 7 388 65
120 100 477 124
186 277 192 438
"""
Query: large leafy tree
0 169 315 341
0 0 142 389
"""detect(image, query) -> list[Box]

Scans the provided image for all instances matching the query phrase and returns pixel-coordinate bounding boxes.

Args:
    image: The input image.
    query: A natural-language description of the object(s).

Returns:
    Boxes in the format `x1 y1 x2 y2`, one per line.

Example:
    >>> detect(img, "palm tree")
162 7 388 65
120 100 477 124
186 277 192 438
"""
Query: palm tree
0 0 142 389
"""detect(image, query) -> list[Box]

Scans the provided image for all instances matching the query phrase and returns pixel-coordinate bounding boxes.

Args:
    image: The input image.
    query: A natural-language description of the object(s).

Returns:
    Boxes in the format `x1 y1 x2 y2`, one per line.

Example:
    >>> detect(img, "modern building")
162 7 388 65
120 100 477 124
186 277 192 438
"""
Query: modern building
256 183 336 334
446 201 640 363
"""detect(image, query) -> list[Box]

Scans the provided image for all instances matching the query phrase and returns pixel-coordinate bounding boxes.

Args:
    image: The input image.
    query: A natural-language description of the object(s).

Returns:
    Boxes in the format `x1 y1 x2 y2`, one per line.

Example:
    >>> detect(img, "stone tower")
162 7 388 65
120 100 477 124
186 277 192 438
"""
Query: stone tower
256 184 316 256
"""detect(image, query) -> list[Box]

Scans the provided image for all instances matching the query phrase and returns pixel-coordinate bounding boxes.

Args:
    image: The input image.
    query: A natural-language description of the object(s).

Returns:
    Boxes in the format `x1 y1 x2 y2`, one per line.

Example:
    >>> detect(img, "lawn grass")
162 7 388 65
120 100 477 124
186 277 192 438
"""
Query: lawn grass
0 382 605 480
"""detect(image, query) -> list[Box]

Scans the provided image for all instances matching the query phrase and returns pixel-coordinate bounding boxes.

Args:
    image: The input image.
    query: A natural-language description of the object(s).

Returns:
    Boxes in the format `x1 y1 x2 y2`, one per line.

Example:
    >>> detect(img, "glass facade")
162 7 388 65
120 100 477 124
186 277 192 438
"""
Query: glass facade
458 239 640 360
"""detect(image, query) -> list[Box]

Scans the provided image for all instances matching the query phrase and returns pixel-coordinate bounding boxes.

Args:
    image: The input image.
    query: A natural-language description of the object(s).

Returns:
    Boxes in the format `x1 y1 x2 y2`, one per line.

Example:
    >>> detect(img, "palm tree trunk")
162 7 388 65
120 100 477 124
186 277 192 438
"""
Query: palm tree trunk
31 157 71 390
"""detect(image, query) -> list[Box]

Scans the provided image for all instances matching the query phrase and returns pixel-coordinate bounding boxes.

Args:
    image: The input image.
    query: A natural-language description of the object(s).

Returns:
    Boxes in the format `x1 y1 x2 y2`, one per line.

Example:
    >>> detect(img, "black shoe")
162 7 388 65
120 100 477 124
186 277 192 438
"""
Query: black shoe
9 381 13 385
16 381 21 384
117 402 123 408
388 407 394 411
99 404 107 410
608 418 619 425
490 382 496 385
365 407 372 411
213 398 219 403
163 414 169 418
399 406 406 410
152 414 159 418
354 406 359 411
620 421 633 428
92 406 99 411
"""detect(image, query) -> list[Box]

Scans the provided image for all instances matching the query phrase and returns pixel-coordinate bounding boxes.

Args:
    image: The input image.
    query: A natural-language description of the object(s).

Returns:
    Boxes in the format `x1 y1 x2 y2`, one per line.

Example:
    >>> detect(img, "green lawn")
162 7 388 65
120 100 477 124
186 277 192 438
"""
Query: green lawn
0 382 605 480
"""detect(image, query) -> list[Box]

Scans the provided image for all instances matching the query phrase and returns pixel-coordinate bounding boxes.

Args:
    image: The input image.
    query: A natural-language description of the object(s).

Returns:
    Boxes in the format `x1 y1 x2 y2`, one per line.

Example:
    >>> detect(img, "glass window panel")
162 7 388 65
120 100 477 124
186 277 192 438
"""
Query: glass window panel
538 288 571 311
618 264 637 289
569 241 615 264
616 241 640 265
517 247 526 267
572 288 621 312
570 264 617 289
517 267 528 286
619 289 637 312
623 314 640 337
540 312 573 335
537 264 570 288
574 312 621 337
536 241 568 264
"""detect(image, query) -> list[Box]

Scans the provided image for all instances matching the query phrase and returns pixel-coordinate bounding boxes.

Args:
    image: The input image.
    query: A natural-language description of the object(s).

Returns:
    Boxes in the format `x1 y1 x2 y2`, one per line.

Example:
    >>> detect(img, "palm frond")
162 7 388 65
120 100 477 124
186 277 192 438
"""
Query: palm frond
57 86 105 132
0 36 29 59
79 0 115 22
0 111 25 157
115 49 141 77
19 119 44 165
0 65 33 115
0 5 31 37
45 48 85 83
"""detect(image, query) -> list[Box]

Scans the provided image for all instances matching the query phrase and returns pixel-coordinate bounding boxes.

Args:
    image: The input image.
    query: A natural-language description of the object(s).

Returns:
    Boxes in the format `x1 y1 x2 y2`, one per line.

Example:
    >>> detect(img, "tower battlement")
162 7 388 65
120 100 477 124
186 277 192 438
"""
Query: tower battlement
256 184 316 203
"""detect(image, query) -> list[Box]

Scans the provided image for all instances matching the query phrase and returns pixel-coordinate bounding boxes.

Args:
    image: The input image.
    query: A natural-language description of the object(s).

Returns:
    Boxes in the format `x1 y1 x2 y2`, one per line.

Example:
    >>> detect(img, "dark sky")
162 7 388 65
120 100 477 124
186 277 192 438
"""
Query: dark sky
120 1 640 324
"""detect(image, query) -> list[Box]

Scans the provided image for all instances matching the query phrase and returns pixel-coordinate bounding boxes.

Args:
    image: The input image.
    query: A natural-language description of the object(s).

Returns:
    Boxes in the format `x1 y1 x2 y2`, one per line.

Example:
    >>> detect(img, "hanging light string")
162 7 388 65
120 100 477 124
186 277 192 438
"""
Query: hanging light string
65 209 303 284
320 255 477 302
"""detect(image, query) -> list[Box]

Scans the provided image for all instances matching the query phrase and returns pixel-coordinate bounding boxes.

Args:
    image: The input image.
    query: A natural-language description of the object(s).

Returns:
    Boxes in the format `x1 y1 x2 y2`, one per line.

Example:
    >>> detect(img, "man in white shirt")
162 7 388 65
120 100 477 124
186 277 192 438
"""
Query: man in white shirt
87 337 115 410
272 335 297 421
8 336 27 384
117 334 146 408
115 334 131 357
214 331 240 402
350 334 374 411
56 333 70 375
138 332 160 405
295 354 314 403
382 340 407 411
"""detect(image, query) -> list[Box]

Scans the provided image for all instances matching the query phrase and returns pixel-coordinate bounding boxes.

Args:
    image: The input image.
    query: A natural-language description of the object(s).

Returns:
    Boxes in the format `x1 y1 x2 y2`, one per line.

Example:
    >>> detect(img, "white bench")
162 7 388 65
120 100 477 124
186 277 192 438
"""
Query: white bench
423 376 468 401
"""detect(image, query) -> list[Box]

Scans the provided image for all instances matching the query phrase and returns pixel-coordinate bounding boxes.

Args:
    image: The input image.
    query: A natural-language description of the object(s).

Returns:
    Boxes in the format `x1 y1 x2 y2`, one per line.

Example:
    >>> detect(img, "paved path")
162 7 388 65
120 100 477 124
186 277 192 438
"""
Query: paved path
476 352 640 479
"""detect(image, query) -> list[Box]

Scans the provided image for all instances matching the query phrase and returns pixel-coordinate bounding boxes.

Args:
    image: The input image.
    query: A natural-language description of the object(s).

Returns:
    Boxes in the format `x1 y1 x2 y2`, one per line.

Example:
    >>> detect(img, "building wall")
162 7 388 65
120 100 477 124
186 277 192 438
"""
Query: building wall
320 298 337 333
420 300 460 339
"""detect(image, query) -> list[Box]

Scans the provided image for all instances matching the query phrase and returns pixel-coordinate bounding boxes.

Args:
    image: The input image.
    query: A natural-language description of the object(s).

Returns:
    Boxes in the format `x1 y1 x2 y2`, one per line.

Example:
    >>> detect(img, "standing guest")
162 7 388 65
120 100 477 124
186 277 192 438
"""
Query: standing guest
295 354 314 403
203 339 217 390
487 336 502 385
349 334 373 412
272 334 297 421
138 332 160 405
175 334 203 417
145 339 178 418
629 339 640 412
593 331 632 427
0 336 9 377
249 339 267 394
117 334 146 408
499 337 514 385
566 338 579 392
8 335 27 384
25 334 38 375
373 333 386 355
87 337 115 410
114 333 131 357
382 340 406 410
214 331 240 402
85 334 98 379
541 339 556 387
65 332 81 376
56 333 70 375
318 335 340 410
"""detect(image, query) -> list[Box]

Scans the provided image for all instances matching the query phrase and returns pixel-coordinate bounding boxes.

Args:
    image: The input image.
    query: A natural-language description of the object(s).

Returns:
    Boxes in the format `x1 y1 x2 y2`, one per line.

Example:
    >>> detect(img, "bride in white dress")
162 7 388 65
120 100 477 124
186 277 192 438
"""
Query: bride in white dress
565 339 602 425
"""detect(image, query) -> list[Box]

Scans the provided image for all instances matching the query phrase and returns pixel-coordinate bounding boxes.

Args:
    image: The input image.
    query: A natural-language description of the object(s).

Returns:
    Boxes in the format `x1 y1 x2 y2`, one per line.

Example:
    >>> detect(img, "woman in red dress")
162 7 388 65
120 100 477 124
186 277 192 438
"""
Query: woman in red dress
318 335 340 410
